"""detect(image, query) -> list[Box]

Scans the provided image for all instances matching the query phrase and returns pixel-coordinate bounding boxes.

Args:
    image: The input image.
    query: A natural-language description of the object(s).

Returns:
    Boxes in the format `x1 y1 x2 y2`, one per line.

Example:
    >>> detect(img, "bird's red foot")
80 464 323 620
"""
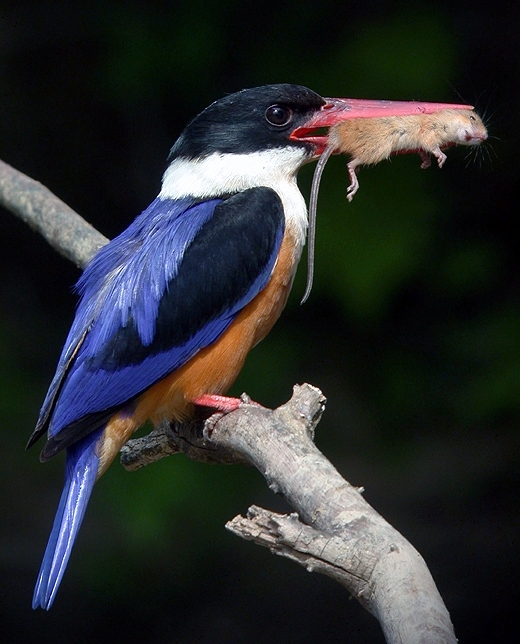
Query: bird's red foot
193 394 254 437
192 393 243 413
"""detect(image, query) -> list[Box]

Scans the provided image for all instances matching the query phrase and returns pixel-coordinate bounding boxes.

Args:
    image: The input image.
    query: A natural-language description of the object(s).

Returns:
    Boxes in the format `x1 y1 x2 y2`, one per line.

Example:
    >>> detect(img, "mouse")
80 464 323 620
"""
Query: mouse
300 107 488 304
328 108 488 201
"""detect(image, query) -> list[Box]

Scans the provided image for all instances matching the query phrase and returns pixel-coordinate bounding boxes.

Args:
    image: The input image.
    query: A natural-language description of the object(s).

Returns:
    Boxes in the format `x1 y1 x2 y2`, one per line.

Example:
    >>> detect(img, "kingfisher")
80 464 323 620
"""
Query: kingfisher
27 84 468 609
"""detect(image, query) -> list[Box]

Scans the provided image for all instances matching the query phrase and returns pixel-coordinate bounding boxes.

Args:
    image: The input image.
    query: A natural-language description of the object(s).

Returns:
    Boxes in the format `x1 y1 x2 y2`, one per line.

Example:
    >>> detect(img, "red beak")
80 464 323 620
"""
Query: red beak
291 97 474 154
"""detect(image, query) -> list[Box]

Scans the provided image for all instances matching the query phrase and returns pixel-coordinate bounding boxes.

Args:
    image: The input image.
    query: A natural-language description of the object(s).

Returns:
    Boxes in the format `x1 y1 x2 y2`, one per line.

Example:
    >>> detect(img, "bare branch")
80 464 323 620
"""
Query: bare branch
123 384 457 644
0 159 107 267
3 161 457 644
227 503 455 644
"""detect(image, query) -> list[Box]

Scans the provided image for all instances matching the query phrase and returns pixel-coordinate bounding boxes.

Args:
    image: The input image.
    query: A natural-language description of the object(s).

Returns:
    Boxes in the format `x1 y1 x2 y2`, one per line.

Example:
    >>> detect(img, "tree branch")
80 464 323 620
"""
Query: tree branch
2 160 457 644
0 159 107 267
122 385 456 644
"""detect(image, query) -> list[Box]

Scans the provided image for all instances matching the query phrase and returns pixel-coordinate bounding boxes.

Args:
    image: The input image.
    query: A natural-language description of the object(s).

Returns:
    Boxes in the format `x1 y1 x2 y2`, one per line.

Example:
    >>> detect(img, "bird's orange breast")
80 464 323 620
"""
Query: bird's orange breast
133 224 300 425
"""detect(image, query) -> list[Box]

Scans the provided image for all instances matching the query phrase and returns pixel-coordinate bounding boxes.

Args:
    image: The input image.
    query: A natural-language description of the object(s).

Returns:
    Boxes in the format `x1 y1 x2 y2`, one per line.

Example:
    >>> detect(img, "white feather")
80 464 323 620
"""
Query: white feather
159 148 311 257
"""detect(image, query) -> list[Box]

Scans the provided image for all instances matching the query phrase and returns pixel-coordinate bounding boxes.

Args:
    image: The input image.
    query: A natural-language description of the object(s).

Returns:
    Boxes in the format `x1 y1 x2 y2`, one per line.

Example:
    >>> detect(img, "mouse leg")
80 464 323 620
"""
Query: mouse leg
419 150 431 169
346 158 361 201
431 146 447 169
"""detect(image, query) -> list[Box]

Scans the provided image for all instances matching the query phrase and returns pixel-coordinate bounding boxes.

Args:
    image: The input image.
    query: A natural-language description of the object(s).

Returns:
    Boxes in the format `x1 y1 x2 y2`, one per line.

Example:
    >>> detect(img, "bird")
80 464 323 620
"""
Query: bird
27 83 470 609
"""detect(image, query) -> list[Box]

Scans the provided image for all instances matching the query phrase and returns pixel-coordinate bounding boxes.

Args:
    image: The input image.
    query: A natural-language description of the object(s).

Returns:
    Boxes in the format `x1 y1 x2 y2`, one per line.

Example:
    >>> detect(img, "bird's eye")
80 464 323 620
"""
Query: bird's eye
265 105 294 128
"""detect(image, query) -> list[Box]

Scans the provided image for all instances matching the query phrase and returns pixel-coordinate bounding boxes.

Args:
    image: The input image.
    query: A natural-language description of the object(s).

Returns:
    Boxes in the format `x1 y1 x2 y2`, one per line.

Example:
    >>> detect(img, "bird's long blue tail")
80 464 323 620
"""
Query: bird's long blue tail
32 428 103 610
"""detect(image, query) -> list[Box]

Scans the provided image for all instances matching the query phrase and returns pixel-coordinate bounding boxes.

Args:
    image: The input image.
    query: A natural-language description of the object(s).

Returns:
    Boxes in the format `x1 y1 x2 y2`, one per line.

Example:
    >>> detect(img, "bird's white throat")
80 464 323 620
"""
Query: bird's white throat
160 148 310 253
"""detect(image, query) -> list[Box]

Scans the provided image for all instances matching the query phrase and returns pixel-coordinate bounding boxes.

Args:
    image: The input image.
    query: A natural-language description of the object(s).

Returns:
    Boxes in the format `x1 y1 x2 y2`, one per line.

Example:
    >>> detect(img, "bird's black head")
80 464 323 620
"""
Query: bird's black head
169 84 325 160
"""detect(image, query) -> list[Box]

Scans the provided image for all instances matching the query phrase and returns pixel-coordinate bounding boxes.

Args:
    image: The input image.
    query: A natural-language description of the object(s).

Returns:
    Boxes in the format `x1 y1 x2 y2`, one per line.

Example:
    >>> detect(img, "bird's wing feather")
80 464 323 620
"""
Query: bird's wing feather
28 187 285 456
28 194 218 448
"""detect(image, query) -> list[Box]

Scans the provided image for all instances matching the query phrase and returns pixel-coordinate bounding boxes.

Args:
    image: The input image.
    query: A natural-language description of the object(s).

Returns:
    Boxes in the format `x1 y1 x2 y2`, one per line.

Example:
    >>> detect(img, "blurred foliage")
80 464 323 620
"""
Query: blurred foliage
1 1 519 643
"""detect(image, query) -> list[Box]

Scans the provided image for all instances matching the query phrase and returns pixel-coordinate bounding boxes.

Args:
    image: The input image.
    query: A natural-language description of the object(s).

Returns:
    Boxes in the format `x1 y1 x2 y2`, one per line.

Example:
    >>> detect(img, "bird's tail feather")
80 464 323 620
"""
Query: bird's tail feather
32 428 103 610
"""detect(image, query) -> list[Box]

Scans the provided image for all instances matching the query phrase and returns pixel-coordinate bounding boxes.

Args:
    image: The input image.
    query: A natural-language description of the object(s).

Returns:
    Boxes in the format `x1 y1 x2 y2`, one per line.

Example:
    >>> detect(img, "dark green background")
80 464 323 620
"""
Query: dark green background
1 1 517 642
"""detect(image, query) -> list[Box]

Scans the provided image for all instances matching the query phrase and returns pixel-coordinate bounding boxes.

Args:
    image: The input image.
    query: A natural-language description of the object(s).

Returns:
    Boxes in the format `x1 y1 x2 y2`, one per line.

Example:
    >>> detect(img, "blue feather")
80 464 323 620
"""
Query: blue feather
32 428 103 610
36 190 283 447
75 196 218 349
47 313 233 437
30 186 285 606
32 196 219 441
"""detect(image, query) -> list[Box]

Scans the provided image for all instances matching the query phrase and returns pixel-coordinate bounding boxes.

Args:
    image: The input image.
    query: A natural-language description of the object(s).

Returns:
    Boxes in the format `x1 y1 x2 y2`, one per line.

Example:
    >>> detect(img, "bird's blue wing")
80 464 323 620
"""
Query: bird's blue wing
28 187 285 458
28 194 216 446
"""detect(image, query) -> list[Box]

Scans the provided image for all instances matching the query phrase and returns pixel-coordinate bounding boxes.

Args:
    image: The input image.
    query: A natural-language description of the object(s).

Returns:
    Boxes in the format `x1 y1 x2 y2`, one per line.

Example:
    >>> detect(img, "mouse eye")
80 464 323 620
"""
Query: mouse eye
469 115 476 121
265 105 294 128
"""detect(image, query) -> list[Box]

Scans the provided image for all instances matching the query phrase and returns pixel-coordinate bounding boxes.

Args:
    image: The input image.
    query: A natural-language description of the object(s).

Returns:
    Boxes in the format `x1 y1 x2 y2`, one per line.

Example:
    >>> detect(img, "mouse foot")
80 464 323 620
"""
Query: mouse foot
346 184 359 202
432 147 447 169
346 160 360 201
419 150 431 169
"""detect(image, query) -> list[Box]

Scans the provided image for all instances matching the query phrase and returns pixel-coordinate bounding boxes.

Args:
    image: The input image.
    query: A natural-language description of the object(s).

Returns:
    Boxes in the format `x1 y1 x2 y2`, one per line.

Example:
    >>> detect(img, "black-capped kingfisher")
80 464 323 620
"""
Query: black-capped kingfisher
27 84 467 609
